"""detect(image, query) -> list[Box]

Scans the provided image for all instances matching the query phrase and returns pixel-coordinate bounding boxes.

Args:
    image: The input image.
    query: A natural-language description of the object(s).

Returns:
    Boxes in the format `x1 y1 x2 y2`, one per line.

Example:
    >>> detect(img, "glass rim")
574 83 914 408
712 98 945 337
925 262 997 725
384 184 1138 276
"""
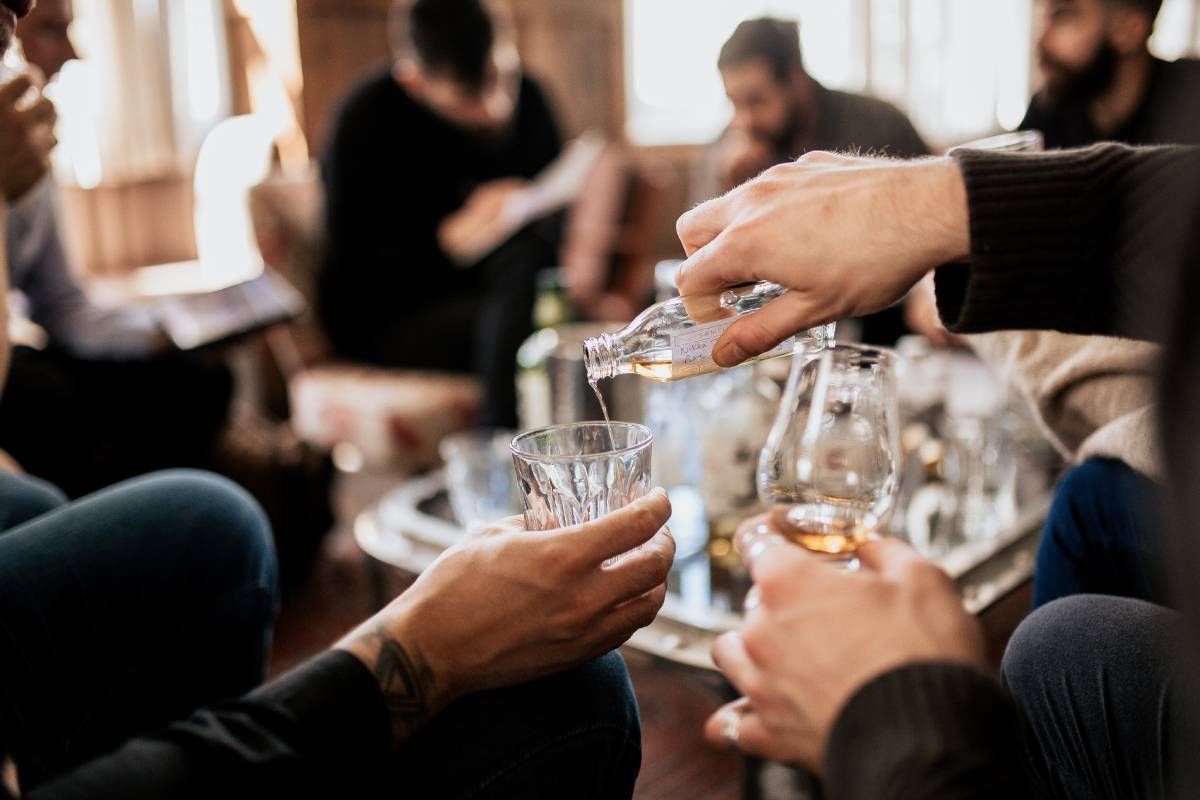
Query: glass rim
946 129 1044 154
819 341 899 366
510 421 653 462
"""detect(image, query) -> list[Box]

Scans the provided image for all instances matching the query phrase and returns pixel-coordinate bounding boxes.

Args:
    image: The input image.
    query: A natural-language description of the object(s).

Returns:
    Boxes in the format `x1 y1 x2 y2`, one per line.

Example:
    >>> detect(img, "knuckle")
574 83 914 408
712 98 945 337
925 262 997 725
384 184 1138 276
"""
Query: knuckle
797 149 839 166
740 617 772 661
753 552 789 587
742 675 767 707
655 538 675 574
555 598 591 641
900 559 953 597
632 504 660 535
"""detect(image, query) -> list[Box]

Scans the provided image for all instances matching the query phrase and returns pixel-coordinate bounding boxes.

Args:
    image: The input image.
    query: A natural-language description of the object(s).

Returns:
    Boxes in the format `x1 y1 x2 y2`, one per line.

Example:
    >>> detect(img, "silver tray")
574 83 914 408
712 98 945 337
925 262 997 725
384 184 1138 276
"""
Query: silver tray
355 470 1050 672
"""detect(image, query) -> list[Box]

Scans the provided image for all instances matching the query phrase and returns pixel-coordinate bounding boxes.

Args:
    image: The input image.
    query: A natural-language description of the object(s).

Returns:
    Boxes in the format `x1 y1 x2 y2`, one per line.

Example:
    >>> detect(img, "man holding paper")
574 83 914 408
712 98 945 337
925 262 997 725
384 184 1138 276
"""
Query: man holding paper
320 0 568 427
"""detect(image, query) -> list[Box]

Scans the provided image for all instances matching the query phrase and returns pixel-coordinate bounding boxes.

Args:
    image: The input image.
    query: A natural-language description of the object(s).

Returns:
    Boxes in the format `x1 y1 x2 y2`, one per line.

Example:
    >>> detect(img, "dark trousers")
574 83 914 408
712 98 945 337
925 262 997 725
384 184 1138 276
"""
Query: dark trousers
1035 458 1165 608
0 347 233 498
329 227 554 429
392 652 642 798
0 469 641 797
0 470 278 789
1003 594 1200 799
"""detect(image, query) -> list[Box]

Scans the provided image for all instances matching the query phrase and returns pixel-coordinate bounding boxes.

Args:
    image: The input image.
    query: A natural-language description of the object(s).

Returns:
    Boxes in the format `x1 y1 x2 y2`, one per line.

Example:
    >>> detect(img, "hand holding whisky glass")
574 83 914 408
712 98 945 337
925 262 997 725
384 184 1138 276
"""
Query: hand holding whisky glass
757 344 900 568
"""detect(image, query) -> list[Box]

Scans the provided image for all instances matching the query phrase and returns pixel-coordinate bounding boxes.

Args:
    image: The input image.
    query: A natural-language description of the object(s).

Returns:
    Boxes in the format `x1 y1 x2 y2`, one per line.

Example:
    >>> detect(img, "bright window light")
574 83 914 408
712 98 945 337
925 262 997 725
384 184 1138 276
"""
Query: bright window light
1151 0 1200 59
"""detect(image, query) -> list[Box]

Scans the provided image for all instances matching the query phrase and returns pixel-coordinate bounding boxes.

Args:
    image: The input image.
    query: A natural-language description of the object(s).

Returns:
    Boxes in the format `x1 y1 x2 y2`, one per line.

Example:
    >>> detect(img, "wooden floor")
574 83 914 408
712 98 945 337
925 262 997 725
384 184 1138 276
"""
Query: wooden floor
268 472 741 799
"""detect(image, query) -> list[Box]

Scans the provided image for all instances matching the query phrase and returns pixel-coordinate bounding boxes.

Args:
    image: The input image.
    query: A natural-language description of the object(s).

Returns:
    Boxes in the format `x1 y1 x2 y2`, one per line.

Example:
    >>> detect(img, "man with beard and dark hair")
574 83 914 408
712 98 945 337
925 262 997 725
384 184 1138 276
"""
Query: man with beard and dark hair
1021 0 1200 148
696 17 929 344
698 17 928 199
319 0 563 428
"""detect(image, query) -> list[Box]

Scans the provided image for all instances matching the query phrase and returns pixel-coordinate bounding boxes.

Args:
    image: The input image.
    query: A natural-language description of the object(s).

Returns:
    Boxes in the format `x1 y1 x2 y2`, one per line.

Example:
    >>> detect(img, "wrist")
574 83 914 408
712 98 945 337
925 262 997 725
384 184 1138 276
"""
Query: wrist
335 606 455 749
920 157 971 265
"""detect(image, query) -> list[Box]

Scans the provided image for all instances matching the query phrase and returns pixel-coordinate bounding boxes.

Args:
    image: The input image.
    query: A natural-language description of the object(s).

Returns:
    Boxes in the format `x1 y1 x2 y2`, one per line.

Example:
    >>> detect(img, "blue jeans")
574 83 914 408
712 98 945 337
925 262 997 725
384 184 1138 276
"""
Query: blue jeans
0 470 279 788
1034 458 1164 608
0 470 642 796
394 652 642 798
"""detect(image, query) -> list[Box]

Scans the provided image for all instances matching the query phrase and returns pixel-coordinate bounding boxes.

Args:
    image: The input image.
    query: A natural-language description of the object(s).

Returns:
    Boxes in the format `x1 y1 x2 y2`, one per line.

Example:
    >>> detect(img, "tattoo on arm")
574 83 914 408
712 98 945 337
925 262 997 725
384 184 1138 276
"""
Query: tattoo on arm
363 625 437 747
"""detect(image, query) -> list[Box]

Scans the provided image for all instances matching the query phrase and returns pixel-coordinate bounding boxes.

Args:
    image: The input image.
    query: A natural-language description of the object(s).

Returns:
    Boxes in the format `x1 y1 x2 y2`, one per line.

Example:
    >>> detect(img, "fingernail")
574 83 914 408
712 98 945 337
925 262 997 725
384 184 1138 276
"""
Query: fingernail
652 486 668 500
716 341 747 367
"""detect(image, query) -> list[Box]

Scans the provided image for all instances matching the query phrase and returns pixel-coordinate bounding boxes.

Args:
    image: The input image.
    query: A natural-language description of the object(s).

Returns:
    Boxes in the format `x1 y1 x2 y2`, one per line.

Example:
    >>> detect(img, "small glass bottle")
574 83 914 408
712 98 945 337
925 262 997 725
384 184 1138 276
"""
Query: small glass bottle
584 282 835 382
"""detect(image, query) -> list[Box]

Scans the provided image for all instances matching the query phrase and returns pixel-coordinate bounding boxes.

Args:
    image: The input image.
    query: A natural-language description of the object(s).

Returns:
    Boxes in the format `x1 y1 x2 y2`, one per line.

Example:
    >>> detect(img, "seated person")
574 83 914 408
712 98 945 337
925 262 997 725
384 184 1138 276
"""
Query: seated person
0 471 670 797
693 17 929 345
0 38 670 787
320 0 563 428
674 145 1200 796
904 0 1196 610
1020 0 1200 148
969 332 1165 607
0 0 232 498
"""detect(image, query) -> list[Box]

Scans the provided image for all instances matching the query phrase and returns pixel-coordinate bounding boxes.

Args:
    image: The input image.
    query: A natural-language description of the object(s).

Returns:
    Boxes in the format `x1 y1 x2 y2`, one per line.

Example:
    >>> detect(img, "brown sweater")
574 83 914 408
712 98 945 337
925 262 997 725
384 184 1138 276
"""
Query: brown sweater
966 331 1159 477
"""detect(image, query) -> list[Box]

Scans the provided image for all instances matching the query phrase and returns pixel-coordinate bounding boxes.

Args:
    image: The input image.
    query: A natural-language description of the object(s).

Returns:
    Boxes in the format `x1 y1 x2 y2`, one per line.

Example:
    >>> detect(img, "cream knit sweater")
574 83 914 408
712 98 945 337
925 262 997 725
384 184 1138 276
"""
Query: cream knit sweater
966 331 1160 478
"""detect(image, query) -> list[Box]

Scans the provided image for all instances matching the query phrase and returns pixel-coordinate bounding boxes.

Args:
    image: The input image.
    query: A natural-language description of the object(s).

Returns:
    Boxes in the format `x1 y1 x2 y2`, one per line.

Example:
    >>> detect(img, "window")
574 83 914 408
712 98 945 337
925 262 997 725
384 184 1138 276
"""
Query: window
47 0 231 187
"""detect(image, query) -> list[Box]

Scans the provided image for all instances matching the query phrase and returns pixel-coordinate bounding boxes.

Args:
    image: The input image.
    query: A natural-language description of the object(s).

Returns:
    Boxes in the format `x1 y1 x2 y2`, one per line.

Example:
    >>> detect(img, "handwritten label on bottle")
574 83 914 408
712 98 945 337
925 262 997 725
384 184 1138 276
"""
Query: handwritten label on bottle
670 319 795 378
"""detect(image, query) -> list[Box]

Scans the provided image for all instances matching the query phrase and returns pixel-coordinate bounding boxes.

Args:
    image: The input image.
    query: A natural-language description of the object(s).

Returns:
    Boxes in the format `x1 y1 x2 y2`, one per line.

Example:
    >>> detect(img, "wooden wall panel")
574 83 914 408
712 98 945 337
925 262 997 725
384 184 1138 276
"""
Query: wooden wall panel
57 176 198 277
508 0 624 138
295 0 626 152
295 0 393 157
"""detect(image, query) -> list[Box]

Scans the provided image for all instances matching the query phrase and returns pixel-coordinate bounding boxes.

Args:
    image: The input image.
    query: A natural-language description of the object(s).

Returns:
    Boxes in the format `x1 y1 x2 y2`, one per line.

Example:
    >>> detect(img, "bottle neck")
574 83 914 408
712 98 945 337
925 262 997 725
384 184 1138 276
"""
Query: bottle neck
583 333 619 381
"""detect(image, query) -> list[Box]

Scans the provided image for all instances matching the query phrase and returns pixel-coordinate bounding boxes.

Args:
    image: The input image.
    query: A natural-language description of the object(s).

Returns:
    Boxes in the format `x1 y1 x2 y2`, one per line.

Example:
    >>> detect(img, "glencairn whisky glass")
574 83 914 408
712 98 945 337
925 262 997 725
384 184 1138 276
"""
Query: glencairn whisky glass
757 344 900 568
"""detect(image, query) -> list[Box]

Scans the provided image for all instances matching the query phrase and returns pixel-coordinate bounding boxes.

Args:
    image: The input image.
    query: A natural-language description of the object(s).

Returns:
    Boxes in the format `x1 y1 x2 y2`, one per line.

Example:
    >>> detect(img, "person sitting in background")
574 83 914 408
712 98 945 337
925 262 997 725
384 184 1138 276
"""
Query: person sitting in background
969 332 1165 608
0 0 233 498
320 0 563 428
1021 0 1200 149
906 0 1197 611
674 144 1200 797
16 0 74 79
695 17 928 345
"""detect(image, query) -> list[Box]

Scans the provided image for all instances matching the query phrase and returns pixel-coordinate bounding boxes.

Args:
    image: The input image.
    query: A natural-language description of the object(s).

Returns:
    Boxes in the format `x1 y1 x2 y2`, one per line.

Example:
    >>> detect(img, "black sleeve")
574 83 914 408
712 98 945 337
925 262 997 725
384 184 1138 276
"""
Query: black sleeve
823 663 1037 800
934 143 1200 342
26 651 391 800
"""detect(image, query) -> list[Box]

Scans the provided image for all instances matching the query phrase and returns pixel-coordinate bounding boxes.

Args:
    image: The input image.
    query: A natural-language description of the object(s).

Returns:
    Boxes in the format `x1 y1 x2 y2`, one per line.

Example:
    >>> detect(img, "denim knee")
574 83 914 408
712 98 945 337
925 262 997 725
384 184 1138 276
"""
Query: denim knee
0 471 67 532
124 470 279 610
1044 459 1128 539
1003 594 1179 697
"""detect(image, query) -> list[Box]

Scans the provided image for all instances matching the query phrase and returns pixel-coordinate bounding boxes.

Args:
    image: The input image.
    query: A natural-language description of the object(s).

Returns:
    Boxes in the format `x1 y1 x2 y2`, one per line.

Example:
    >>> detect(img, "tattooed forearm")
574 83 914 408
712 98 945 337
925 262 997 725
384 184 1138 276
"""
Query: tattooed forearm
357 625 438 748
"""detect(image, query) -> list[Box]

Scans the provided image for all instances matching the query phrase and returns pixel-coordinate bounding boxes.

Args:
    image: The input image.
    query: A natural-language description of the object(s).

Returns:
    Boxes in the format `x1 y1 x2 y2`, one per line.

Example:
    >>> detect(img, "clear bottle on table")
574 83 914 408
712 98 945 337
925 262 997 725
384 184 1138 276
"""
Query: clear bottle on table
583 282 835 383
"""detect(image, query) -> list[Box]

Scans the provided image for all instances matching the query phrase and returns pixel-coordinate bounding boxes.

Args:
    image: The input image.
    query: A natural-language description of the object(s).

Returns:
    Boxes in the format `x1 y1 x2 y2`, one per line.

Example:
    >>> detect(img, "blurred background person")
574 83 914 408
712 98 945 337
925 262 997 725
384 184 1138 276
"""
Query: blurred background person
17 0 74 79
1022 0 1200 148
695 16 929 344
914 0 1199 611
696 16 929 197
319 0 563 429
0 0 234 498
